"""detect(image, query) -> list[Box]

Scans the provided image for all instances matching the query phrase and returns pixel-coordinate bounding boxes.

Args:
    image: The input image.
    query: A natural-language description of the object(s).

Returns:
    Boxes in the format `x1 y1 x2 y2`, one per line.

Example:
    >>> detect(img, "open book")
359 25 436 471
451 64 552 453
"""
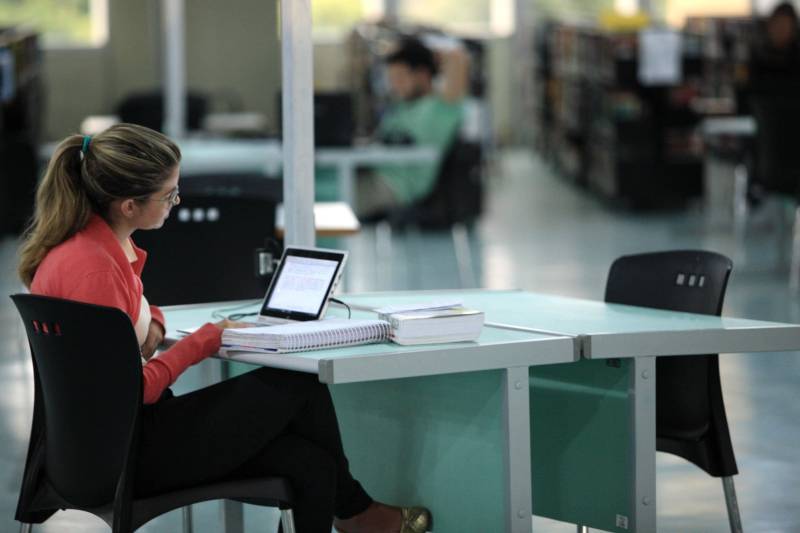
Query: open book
221 319 391 354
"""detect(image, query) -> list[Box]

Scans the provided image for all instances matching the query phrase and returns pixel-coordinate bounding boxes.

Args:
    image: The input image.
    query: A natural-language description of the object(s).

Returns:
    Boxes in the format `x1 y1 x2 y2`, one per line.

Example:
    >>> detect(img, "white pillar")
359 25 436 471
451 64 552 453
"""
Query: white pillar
281 0 316 247
161 0 186 138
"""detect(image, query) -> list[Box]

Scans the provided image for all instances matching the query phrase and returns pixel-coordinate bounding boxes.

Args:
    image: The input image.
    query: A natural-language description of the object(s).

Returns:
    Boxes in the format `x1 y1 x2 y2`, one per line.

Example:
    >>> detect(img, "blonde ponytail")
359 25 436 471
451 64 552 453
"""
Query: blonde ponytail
18 124 181 287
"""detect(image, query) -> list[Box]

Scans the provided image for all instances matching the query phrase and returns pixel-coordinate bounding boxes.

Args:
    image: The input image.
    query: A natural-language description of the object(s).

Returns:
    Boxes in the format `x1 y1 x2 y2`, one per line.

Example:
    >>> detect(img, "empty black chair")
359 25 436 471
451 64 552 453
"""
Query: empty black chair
134 174 283 306
11 294 295 532
115 90 208 133
604 250 741 532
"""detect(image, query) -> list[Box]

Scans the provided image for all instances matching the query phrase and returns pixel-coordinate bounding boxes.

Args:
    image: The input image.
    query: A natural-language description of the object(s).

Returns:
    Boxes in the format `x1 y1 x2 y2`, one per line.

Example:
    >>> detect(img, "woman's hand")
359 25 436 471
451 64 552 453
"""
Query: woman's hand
213 319 256 330
141 320 165 361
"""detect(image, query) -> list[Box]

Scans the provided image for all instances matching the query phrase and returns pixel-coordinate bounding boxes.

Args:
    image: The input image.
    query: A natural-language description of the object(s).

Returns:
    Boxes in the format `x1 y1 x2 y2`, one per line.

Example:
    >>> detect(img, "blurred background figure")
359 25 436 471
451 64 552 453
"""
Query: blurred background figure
356 37 469 218
748 2 800 199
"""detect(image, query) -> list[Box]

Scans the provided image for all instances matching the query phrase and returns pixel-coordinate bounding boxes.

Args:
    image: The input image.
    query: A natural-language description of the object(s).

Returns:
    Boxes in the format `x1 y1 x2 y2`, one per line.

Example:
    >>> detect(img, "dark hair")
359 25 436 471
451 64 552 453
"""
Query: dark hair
769 2 799 23
18 123 181 287
386 38 438 76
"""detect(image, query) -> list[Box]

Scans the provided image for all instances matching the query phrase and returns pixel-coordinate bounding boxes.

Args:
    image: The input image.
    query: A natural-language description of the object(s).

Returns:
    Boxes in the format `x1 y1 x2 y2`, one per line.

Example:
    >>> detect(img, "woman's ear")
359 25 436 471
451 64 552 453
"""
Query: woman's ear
118 198 139 220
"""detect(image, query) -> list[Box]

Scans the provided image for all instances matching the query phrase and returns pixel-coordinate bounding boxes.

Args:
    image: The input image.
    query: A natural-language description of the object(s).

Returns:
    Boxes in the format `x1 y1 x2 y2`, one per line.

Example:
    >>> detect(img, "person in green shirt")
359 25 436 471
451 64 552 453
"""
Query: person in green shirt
357 37 470 217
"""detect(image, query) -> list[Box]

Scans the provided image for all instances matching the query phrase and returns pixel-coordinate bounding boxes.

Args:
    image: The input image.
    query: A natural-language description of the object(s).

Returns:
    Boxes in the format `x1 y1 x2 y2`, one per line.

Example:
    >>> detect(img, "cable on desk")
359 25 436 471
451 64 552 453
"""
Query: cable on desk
211 299 262 322
329 298 351 319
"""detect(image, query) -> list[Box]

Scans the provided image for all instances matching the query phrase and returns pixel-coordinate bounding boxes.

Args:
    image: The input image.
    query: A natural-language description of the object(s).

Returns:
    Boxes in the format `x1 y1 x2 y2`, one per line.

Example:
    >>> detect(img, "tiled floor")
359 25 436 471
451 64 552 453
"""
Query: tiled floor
1 150 798 532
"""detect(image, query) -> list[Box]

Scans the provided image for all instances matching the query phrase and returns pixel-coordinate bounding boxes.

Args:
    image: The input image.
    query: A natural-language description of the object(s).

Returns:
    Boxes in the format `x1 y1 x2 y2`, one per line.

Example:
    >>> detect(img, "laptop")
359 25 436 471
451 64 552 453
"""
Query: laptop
176 246 348 334
256 246 348 324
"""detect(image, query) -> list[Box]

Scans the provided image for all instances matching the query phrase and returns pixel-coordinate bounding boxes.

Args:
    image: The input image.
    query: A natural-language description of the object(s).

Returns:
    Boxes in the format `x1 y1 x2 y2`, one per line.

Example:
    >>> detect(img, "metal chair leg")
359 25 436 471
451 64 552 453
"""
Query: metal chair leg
375 220 393 289
280 508 297 533
722 476 744 533
577 526 589 533
732 163 749 243
182 505 194 533
790 206 800 289
19 523 32 533
451 222 476 288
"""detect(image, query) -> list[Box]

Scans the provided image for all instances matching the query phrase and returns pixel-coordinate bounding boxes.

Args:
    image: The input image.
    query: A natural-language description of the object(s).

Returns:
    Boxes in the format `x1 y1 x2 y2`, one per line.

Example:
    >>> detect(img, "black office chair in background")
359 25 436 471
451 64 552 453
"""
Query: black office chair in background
604 250 742 532
10 294 296 533
115 90 208 133
374 138 484 287
134 174 283 306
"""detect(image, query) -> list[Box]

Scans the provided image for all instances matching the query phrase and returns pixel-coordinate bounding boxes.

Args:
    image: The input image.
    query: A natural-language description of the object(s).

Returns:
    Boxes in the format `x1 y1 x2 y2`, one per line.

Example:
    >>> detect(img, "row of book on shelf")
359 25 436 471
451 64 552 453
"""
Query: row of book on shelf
220 300 485 355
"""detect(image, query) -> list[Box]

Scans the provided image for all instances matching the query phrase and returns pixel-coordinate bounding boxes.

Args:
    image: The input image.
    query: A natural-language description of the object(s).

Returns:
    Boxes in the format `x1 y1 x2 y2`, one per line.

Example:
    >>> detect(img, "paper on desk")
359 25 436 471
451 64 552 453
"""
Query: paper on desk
374 300 463 315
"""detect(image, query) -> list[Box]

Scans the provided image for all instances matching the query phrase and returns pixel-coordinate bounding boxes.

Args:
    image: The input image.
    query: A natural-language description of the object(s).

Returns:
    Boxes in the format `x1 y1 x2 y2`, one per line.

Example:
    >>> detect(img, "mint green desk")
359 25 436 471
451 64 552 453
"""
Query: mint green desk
338 289 800 532
163 290 800 532
162 296 577 533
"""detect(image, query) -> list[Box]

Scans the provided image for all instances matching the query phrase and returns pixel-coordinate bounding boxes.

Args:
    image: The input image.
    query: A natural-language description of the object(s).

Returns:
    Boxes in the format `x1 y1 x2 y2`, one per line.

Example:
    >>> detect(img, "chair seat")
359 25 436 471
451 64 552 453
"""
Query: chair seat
106 477 293 530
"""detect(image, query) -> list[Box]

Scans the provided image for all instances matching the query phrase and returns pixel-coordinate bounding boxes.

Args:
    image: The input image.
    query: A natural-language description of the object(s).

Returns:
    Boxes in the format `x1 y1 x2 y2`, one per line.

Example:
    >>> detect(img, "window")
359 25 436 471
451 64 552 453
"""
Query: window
533 0 616 24
399 0 515 36
661 0 750 27
0 0 108 48
313 0 383 39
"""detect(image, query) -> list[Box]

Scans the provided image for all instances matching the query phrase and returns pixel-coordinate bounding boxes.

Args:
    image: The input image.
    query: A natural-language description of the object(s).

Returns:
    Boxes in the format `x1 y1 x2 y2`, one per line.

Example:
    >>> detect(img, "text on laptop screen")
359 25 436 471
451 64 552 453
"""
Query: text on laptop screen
266 256 339 315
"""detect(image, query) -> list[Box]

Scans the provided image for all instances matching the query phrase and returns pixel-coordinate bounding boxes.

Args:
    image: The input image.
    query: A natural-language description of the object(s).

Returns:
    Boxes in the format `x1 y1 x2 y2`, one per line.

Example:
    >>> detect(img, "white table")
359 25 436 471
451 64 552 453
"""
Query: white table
275 201 360 238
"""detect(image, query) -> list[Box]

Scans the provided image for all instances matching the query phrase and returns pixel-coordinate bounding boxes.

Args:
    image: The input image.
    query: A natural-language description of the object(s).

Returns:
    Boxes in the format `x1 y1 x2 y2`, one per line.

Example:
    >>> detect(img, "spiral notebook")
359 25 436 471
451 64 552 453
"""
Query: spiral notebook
220 319 391 354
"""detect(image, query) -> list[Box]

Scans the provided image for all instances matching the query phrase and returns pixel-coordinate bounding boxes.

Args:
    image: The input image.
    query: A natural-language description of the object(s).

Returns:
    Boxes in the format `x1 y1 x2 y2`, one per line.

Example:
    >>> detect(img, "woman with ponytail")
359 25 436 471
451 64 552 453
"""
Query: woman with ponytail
19 124 430 533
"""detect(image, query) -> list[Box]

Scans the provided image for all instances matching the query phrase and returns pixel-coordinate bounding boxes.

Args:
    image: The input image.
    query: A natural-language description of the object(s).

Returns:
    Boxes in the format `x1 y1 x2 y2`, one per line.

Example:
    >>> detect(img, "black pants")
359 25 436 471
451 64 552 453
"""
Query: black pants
134 366 373 533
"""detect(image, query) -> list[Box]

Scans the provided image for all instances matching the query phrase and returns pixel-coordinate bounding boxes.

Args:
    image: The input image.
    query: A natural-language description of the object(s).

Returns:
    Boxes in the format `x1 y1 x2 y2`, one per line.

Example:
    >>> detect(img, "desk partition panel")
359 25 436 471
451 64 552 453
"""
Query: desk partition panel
531 359 633 532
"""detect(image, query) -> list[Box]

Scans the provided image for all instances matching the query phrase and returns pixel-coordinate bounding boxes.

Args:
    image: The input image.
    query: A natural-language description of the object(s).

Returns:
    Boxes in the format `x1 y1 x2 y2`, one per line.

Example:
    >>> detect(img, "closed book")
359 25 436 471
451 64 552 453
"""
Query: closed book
221 318 390 354
378 306 484 345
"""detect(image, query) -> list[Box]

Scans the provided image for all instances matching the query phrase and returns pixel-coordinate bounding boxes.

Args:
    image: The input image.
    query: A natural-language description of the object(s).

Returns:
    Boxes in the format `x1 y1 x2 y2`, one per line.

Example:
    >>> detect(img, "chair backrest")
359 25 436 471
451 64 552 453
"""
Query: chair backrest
604 250 738 476
134 174 282 306
276 91 355 147
393 138 484 229
116 90 208 132
605 250 731 315
10 294 143 508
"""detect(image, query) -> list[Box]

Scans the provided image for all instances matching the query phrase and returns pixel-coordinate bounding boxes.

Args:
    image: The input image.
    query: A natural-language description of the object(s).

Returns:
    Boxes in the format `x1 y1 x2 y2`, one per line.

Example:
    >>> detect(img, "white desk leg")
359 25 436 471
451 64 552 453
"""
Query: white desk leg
504 366 533 533
631 356 657 532
221 500 244 533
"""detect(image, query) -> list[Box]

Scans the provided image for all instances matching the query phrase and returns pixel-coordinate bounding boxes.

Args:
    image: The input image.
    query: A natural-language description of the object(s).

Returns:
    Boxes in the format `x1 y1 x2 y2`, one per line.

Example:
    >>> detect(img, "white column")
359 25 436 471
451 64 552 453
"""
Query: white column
281 0 316 247
514 0 533 145
161 0 186 139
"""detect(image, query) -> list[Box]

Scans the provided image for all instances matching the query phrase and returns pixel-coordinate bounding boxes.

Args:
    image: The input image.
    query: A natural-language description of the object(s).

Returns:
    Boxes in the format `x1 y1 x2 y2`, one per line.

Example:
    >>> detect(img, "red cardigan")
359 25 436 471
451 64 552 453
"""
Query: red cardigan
31 214 221 403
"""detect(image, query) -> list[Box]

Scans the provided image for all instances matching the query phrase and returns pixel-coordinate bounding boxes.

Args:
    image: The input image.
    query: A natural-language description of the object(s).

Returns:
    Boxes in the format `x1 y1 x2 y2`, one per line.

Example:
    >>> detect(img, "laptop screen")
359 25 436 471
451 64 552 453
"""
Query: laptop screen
260 247 347 322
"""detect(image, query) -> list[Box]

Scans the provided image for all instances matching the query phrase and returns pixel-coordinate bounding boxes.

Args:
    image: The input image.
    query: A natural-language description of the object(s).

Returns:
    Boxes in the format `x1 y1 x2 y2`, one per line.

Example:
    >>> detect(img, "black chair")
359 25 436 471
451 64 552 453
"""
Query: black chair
373 138 484 287
11 294 295 532
134 174 283 306
388 138 483 230
115 90 208 133
604 250 742 532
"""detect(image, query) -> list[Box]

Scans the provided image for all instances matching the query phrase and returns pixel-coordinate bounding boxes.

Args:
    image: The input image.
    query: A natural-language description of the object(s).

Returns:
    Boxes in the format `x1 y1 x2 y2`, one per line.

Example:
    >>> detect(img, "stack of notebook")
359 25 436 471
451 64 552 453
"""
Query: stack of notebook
220 301 484 354
221 319 390 354
376 301 484 346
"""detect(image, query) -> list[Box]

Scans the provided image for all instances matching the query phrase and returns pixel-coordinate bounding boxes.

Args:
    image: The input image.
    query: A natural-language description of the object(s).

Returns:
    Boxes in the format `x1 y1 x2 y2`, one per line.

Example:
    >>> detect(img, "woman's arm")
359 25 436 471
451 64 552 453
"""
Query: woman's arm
64 271 221 403
141 323 221 403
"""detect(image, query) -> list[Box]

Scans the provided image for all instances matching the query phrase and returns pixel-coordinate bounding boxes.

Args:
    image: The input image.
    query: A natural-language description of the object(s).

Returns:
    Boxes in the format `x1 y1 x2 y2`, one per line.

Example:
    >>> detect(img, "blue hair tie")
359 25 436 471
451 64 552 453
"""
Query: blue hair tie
81 135 92 155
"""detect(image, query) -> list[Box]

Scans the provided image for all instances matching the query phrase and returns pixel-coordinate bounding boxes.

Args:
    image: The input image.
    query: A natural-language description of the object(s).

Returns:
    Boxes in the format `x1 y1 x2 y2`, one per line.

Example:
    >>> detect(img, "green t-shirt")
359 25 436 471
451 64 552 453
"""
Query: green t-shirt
377 95 463 205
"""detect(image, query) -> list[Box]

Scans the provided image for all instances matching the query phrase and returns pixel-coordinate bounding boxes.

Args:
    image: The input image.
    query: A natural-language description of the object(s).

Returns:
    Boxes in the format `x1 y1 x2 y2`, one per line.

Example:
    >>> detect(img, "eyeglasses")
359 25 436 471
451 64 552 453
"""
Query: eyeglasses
156 187 180 206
